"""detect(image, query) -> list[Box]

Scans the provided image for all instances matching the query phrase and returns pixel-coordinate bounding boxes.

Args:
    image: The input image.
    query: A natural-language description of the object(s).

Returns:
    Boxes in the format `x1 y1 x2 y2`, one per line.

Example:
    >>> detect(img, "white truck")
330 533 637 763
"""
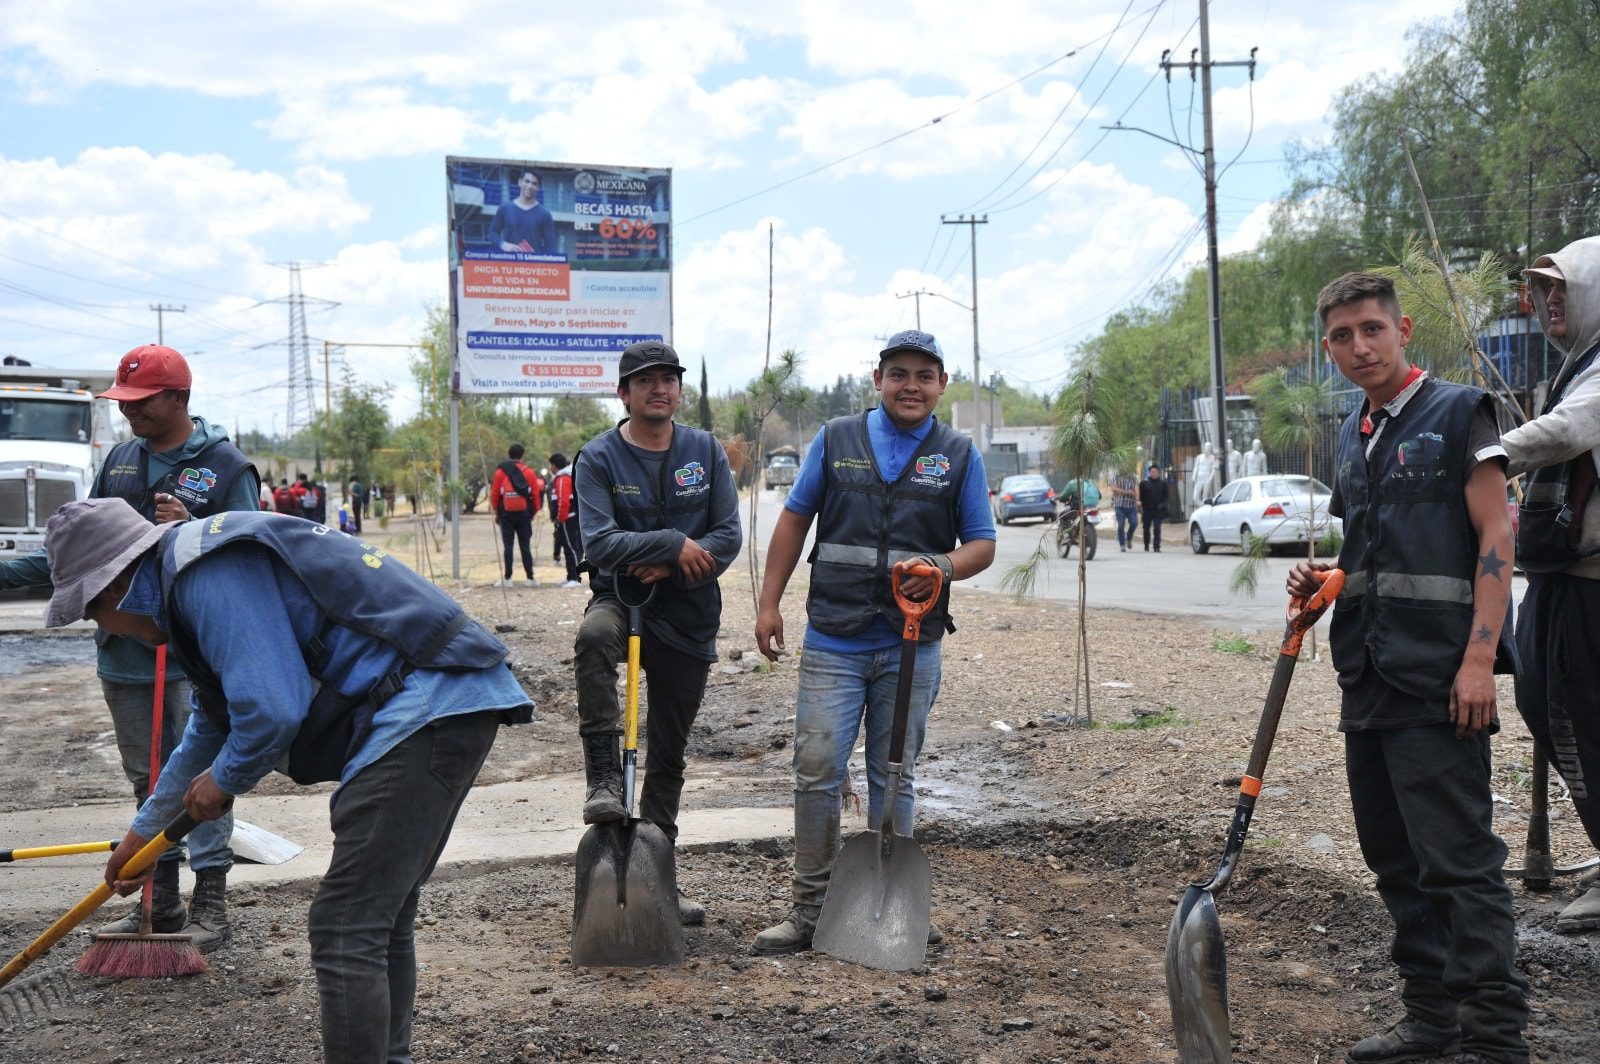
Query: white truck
0 365 121 559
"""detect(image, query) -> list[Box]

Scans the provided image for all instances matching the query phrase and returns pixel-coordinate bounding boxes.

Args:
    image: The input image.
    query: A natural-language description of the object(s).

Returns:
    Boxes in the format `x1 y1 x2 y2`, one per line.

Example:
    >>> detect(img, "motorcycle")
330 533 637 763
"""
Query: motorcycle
1056 504 1099 559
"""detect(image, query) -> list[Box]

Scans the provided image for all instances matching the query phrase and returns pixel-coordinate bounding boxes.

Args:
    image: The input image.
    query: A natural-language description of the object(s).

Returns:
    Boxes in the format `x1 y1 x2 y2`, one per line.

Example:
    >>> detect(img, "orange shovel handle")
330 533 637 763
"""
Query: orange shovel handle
891 560 944 642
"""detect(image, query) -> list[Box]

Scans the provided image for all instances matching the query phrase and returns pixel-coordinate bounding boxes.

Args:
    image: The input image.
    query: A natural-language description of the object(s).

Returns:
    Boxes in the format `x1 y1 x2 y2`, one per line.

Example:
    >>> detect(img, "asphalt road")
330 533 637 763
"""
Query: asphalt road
743 490 1527 634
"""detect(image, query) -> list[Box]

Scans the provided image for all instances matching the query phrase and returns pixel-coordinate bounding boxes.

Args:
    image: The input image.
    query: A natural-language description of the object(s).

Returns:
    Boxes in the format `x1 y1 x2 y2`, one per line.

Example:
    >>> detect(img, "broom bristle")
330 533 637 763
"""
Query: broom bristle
77 936 207 979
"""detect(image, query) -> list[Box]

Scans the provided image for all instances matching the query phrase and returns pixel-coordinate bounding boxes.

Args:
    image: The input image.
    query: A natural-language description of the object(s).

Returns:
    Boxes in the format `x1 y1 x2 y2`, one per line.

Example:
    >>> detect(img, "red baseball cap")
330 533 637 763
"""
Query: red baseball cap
99 344 192 401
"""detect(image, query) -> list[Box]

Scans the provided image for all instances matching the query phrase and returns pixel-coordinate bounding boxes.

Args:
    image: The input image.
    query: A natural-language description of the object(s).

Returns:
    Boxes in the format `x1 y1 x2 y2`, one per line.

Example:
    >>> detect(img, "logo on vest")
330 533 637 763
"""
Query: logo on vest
915 454 950 476
178 467 217 493
1396 432 1444 467
833 458 871 472
675 461 705 487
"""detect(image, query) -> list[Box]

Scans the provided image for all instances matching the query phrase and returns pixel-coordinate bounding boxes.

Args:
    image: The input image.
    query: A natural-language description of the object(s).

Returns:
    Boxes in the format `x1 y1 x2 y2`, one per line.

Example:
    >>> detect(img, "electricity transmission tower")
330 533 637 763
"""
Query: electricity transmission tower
265 263 338 443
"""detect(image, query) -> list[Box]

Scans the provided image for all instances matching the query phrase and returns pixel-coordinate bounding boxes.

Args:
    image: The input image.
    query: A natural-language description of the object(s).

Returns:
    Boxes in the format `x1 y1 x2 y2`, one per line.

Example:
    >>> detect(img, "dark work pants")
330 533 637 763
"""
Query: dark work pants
1142 512 1163 550
1515 571 1600 852
552 519 566 563
498 509 533 579
574 597 710 841
352 499 364 533
308 712 499 1064
561 515 583 583
1345 724 1529 1061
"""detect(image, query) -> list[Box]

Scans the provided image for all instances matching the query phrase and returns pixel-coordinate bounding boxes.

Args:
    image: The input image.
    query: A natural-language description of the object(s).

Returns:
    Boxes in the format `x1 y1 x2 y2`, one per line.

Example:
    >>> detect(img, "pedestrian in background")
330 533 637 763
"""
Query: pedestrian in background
549 452 582 588
490 443 542 587
1110 468 1138 552
1138 464 1167 552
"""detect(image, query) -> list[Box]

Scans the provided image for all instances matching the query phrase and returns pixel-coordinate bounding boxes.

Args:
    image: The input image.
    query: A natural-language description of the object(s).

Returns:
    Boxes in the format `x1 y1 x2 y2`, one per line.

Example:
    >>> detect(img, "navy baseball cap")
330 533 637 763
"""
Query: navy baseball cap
878 329 944 366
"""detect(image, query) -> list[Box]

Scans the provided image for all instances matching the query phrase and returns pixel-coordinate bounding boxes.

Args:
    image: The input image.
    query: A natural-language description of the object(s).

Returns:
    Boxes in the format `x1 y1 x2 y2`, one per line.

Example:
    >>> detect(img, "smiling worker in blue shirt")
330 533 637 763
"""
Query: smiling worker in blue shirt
752 329 996 954
44 498 532 1064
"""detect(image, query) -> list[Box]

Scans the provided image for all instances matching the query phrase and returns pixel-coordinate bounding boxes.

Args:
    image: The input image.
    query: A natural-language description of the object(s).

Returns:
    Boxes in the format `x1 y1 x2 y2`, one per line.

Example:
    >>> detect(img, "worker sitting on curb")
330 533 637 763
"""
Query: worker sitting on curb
44 498 532 1064
752 329 996 954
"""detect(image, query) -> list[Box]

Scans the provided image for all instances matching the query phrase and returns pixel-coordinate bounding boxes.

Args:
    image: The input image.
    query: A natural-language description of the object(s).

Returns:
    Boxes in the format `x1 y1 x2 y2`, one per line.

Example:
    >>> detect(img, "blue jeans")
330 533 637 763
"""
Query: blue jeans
790 642 942 908
102 677 233 873
1114 504 1137 548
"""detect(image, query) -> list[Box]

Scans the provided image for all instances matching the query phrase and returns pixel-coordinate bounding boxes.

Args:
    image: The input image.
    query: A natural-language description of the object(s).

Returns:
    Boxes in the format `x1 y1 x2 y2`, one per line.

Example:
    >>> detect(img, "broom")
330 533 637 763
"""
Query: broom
77 644 206 978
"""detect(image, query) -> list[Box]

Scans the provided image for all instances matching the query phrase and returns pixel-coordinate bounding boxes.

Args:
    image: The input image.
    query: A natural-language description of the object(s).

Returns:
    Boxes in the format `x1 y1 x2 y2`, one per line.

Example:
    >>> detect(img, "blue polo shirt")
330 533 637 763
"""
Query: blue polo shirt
785 407 994 653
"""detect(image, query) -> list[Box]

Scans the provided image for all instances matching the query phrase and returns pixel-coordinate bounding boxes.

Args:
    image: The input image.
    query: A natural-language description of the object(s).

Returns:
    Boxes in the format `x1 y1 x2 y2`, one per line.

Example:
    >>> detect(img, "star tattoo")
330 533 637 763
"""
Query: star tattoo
1479 545 1508 581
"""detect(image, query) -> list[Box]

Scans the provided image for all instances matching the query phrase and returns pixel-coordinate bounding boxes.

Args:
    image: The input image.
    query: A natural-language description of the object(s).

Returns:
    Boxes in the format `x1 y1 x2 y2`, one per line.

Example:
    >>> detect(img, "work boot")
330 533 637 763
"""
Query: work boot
677 888 706 926
582 732 625 824
751 904 820 955
184 869 231 954
95 860 186 935
1555 884 1600 933
1343 1017 1461 1063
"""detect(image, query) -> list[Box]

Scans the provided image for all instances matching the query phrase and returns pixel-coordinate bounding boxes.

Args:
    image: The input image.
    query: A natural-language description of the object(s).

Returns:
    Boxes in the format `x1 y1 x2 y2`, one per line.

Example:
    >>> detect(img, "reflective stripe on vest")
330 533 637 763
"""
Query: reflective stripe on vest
1338 570 1474 605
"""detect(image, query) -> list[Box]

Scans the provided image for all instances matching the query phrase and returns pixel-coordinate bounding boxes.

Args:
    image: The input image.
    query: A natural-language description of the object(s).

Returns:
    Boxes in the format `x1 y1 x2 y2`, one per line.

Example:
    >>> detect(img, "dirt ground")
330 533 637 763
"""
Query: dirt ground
2 512 1597 1062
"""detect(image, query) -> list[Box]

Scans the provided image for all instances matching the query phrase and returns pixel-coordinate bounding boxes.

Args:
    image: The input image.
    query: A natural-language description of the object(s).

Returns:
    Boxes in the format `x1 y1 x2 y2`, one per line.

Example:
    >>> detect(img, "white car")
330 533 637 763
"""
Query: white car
1188 474 1342 554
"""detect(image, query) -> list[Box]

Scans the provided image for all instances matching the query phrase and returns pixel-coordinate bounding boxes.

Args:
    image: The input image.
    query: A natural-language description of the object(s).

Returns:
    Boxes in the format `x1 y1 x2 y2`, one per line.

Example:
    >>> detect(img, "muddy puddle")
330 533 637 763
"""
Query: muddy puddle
0 633 96 678
5 816 1596 1063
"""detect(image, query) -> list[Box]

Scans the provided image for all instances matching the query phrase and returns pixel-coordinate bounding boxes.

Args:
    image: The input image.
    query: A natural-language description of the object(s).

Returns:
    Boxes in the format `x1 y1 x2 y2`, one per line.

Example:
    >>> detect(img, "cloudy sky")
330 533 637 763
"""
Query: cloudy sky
0 0 1458 433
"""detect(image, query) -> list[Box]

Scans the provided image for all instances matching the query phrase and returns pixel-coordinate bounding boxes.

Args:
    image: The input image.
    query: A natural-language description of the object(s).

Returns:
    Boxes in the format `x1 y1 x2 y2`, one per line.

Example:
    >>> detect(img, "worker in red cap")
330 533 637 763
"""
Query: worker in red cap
0 342 260 953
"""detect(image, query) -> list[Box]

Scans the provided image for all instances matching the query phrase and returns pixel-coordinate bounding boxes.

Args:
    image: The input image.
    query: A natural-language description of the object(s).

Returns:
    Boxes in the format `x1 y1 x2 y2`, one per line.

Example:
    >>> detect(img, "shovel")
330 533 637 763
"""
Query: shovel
1504 746 1600 885
813 559 944 972
570 581 684 967
1165 567 1344 1064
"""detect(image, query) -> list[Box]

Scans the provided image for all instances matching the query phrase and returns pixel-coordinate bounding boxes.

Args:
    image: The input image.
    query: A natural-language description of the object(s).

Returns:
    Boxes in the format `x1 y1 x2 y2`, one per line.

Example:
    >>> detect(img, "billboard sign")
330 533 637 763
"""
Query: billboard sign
446 156 672 395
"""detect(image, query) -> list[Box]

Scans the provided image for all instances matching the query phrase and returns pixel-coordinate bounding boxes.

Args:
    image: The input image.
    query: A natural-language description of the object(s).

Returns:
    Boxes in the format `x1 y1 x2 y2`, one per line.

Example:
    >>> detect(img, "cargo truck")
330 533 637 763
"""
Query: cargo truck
0 365 120 559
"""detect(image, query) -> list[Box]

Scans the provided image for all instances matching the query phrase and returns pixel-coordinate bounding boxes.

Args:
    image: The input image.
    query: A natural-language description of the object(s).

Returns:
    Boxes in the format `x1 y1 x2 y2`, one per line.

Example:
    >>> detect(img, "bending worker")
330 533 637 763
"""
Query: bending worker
572 340 741 924
47 498 531 1064
0 344 257 952
753 329 995 953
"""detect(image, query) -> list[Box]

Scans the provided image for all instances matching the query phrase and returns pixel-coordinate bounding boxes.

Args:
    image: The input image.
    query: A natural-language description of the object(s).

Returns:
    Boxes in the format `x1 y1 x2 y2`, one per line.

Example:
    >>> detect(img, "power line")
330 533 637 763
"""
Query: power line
976 3 1172 213
675 8 1169 227
961 0 1153 212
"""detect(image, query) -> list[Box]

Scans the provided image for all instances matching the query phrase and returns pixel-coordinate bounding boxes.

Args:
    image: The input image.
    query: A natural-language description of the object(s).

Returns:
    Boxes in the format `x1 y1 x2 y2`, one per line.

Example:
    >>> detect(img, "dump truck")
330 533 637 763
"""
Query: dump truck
0 364 120 559
765 445 800 491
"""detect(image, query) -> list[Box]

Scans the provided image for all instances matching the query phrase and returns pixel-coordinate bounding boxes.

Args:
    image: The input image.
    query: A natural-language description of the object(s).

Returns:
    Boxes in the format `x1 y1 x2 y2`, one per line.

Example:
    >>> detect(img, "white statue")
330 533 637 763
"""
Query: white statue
1191 447 1219 506
1227 437 1245 481
1245 438 1269 476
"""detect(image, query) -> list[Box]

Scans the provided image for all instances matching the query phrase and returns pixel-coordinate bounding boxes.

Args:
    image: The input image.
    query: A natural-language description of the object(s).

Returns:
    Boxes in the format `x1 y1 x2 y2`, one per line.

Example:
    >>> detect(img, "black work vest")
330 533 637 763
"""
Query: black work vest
579 423 724 645
1329 377 1516 701
159 511 521 784
806 412 967 643
99 433 254 521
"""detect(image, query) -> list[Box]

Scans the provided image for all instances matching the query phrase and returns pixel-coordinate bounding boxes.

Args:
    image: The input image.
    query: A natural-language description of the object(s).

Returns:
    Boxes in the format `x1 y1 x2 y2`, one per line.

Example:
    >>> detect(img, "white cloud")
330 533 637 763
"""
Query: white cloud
491 73 785 171
0 147 368 277
265 87 474 161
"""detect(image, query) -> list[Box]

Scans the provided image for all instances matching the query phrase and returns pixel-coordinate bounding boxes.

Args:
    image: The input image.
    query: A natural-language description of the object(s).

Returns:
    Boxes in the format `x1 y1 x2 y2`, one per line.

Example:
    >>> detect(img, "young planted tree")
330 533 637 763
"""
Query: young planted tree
742 350 809 611
1001 368 1136 725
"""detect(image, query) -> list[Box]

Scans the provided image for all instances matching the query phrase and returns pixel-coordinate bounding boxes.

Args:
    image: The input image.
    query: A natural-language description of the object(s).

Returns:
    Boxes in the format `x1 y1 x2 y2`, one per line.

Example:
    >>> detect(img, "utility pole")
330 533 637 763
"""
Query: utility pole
264 263 337 475
1160 2 1255 487
149 304 184 345
940 215 988 447
896 290 926 329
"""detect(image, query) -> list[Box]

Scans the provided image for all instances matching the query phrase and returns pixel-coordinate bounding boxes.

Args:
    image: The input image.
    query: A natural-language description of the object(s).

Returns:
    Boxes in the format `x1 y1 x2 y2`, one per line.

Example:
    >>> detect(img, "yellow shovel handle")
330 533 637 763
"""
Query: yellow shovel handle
1 841 116 862
624 633 642 750
0 821 188 989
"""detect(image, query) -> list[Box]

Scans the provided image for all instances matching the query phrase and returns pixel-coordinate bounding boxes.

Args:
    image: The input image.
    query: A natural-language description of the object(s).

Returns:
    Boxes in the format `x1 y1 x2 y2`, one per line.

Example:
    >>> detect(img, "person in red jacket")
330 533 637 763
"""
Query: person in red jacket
490 443 543 587
272 478 296 514
548 451 582 588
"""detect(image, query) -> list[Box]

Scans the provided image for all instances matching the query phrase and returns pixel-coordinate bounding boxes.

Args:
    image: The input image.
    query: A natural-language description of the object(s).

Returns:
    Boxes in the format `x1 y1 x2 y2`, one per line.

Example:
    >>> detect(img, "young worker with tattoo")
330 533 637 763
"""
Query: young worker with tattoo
1288 273 1528 1064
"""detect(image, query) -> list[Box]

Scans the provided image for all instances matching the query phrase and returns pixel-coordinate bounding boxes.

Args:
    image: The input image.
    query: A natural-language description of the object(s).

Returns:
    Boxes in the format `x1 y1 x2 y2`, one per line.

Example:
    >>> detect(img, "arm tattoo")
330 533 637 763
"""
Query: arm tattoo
1478 545 1508 581
1474 624 1494 645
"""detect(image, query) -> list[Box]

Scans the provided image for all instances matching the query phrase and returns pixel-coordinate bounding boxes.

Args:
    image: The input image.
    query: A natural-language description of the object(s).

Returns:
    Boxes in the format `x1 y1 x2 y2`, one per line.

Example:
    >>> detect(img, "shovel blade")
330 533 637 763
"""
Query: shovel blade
1165 885 1233 1064
812 830 931 972
229 820 303 866
571 820 684 968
